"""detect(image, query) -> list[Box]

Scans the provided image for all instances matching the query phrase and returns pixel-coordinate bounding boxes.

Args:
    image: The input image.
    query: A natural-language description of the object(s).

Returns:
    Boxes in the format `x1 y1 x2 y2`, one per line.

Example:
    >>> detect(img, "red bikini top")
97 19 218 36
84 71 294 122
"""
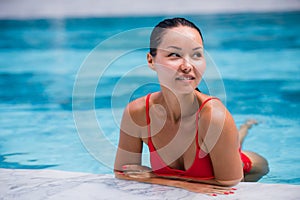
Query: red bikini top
146 93 217 179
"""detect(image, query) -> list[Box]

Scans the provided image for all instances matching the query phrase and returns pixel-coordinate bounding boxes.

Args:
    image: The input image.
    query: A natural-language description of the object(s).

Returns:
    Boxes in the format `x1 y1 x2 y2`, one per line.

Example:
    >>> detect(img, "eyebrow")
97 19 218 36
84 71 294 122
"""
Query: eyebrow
192 47 203 51
166 46 203 51
166 46 182 50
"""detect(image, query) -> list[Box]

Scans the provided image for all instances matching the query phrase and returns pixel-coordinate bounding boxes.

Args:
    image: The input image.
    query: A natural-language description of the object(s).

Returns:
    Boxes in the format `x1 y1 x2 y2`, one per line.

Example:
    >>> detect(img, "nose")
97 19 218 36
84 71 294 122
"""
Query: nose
180 58 192 73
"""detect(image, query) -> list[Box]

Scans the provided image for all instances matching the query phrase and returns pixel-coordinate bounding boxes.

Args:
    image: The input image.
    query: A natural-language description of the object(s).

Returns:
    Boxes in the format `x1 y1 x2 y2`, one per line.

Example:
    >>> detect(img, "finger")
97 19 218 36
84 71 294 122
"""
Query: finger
127 173 152 179
197 185 235 195
124 171 144 175
122 165 152 172
204 189 235 196
122 164 139 171
125 170 153 176
192 183 232 191
211 185 232 190
208 187 236 195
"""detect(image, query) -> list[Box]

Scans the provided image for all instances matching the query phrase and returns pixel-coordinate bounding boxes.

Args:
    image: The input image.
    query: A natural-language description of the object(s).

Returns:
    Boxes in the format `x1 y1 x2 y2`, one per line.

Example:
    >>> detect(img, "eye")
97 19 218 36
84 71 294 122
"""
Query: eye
192 52 203 58
167 53 181 58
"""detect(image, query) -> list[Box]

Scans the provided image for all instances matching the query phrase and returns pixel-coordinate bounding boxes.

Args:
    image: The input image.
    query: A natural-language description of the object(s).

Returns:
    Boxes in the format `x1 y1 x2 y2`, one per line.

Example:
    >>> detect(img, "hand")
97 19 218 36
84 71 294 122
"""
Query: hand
120 164 156 179
176 181 236 196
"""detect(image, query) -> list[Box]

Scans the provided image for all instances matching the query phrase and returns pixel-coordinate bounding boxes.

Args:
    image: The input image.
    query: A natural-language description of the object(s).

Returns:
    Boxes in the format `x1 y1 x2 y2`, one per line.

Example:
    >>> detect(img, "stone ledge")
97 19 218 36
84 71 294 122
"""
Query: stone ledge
1 168 299 199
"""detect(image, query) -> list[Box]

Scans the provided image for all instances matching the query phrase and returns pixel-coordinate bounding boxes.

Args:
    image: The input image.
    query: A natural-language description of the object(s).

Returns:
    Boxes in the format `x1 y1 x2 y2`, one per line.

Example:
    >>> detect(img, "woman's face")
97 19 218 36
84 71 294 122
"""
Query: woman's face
149 26 206 94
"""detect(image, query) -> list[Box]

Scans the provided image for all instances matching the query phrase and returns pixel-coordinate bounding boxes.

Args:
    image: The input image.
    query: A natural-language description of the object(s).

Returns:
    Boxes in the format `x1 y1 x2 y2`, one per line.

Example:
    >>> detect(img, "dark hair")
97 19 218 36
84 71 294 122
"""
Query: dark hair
149 18 203 57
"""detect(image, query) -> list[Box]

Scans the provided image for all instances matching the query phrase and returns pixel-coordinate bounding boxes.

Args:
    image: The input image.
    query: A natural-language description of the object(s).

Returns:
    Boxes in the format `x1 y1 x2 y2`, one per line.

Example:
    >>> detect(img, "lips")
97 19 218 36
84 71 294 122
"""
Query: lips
175 75 195 80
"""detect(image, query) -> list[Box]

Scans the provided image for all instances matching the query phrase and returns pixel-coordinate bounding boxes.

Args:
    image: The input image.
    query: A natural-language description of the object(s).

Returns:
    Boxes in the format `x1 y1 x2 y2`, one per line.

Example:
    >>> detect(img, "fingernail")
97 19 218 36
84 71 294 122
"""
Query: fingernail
211 193 217 196
224 192 230 195
229 191 234 194
231 188 237 190
122 166 127 169
117 171 124 174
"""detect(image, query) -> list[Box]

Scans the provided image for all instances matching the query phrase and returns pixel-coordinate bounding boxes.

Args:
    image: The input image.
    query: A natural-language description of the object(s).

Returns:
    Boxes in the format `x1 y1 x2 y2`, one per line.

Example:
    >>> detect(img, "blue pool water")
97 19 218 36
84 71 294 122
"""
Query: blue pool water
1 12 300 185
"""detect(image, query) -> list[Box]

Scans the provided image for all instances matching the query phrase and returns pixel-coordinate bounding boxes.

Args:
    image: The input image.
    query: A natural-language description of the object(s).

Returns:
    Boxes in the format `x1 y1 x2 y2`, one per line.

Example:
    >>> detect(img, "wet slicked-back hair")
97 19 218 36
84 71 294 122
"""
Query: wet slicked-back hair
149 18 204 57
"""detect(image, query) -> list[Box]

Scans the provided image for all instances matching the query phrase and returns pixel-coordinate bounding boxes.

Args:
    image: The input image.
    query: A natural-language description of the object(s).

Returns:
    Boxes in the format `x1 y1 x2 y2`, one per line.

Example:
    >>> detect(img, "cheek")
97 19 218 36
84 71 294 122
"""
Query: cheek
194 59 206 77
157 59 182 71
154 63 177 87
155 63 177 78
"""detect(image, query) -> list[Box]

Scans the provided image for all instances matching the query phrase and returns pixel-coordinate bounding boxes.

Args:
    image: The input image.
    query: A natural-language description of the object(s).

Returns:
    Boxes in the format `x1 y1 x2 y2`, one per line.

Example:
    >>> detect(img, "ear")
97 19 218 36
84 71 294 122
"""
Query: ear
147 53 155 71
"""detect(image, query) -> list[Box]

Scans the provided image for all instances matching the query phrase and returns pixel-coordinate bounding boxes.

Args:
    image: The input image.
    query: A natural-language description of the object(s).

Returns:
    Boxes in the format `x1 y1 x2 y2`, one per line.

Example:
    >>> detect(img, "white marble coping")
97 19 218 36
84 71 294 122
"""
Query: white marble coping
1 168 299 200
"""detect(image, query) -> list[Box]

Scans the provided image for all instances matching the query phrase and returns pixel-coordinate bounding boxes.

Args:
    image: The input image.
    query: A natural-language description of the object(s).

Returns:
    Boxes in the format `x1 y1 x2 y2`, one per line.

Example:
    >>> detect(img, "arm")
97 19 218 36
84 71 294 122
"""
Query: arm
196 100 243 186
114 101 144 171
115 165 234 195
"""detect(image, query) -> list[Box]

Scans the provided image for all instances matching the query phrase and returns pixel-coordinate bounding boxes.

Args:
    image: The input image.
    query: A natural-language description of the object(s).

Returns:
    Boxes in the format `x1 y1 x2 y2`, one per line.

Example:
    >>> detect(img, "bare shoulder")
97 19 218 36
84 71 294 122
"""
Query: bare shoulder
124 95 148 127
196 92 237 136
196 92 227 115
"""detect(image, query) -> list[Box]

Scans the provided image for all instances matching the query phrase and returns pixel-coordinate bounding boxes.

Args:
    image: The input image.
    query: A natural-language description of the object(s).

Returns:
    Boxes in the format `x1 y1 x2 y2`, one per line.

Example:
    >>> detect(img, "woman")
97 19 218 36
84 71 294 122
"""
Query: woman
114 18 269 195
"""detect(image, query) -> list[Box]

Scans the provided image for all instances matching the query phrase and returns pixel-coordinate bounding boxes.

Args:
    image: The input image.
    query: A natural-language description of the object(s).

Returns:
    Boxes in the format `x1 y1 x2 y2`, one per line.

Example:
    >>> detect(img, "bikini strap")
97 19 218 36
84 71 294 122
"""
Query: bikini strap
198 97 220 113
145 93 152 137
195 97 220 147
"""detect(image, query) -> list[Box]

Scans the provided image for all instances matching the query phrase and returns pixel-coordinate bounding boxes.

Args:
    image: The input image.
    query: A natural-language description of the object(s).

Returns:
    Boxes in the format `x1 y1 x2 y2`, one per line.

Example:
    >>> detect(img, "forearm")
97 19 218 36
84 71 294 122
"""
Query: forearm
188 177 241 187
115 172 186 189
115 171 239 195
155 174 241 187
114 164 240 194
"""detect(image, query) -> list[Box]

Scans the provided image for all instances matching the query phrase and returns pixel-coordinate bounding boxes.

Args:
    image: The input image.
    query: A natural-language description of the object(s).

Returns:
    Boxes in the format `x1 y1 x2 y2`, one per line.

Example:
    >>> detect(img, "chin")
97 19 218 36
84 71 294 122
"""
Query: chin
174 85 195 95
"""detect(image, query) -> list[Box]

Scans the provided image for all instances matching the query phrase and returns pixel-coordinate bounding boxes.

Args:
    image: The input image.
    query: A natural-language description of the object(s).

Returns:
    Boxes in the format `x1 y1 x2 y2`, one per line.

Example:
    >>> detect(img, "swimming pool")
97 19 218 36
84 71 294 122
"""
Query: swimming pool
0 12 299 185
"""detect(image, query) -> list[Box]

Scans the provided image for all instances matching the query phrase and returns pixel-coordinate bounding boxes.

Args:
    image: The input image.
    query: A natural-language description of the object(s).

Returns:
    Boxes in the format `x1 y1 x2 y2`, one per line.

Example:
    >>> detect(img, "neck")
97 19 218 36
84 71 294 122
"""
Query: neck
159 87 199 123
